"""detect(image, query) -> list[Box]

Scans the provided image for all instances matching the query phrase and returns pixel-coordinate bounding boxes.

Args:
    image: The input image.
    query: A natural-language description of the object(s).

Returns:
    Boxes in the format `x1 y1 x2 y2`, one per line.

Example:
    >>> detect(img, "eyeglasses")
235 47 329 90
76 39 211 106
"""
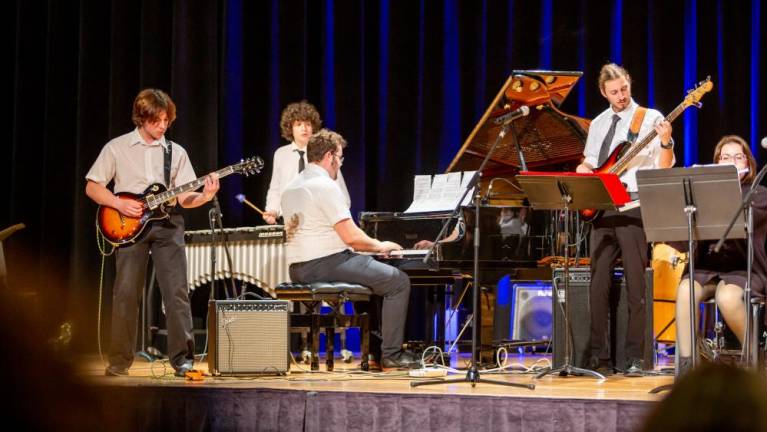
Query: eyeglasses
719 153 747 163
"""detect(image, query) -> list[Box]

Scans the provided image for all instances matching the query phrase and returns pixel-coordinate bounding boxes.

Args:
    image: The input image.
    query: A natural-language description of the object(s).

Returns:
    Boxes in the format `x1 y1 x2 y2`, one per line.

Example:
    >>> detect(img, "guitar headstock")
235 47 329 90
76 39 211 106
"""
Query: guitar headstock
234 156 265 177
683 76 713 109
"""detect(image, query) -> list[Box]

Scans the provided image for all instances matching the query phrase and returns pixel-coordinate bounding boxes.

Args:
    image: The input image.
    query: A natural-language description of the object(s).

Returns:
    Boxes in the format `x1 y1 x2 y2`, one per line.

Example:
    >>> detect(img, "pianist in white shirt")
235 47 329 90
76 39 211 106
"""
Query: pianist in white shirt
281 129 420 370
263 100 350 224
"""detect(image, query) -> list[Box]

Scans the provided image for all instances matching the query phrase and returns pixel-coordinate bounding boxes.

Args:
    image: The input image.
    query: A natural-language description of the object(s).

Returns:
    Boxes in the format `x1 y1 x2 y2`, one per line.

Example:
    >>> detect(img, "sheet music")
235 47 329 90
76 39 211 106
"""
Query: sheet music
403 175 433 213
460 171 477 206
404 171 476 213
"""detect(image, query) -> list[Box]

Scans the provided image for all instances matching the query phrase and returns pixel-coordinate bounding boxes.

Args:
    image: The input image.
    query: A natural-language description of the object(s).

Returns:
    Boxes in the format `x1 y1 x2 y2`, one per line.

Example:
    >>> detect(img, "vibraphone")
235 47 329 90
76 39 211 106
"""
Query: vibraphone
184 226 288 297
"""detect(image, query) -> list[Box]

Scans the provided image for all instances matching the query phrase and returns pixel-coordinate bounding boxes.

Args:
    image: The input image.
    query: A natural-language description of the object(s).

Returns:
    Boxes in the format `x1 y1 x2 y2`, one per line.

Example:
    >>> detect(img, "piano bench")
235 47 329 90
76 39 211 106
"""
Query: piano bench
275 282 372 372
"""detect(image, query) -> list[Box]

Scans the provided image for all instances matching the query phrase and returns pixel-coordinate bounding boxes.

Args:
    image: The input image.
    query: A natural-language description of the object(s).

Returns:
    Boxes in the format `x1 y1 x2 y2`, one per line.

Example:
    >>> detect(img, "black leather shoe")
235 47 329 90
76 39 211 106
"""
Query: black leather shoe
381 350 421 370
588 358 614 376
105 366 129 377
174 360 194 377
624 358 644 377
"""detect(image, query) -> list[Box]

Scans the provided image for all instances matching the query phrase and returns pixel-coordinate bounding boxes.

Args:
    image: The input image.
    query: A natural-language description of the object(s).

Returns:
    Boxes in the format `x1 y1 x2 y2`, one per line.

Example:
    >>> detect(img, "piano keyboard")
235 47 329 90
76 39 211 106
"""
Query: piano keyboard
388 249 429 257
360 249 429 258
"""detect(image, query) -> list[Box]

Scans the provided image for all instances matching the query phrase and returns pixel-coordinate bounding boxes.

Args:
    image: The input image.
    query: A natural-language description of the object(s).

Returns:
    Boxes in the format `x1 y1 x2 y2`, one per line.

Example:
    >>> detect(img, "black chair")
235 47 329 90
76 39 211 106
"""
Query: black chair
275 282 371 371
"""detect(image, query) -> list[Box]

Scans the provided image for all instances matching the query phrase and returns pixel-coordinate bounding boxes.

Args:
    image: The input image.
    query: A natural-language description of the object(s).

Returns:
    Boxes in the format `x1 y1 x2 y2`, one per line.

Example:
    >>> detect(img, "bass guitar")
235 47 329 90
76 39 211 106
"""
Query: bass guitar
97 156 264 246
579 77 713 223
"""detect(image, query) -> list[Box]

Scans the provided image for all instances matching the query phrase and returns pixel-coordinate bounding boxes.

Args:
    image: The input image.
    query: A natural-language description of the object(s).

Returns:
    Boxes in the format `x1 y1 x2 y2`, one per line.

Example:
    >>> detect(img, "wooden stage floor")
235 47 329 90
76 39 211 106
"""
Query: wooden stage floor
77 353 675 403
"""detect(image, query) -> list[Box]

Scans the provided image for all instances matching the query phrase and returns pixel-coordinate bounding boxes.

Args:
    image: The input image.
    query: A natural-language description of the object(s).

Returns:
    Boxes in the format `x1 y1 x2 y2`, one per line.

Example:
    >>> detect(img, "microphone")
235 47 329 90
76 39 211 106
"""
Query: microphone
494 105 530 126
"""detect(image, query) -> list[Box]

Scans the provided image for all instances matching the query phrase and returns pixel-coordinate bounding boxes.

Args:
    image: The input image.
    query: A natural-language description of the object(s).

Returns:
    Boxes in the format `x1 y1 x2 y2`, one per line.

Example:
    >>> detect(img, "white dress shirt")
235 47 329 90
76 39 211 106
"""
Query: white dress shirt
583 99 675 192
85 128 197 195
265 142 351 215
281 164 352 264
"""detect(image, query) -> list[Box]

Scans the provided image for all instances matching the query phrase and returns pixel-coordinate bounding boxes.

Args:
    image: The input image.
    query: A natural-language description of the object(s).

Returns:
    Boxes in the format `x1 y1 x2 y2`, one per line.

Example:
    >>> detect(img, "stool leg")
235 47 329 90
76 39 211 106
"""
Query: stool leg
326 326 335 371
361 313 370 371
311 314 320 371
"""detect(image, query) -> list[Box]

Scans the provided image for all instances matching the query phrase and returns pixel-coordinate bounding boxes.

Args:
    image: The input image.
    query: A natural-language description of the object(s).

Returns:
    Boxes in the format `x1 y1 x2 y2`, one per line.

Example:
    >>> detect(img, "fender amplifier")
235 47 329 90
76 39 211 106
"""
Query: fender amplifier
208 300 290 375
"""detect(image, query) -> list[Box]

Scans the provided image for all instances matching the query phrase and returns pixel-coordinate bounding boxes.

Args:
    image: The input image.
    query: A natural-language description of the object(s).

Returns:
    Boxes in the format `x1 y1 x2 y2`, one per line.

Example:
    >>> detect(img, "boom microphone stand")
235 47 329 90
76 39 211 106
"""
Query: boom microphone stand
412 114 535 390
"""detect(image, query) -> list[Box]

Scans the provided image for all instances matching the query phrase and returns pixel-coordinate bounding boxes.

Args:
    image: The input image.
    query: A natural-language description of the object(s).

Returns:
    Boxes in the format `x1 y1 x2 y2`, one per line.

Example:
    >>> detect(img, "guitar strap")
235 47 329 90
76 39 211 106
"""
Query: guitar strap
626 106 647 143
163 139 176 212
163 139 173 188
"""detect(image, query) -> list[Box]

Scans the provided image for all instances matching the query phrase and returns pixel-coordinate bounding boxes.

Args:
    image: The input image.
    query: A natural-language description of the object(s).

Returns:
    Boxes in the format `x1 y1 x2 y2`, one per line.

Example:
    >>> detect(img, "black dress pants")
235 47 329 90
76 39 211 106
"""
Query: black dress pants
588 208 648 363
108 214 194 371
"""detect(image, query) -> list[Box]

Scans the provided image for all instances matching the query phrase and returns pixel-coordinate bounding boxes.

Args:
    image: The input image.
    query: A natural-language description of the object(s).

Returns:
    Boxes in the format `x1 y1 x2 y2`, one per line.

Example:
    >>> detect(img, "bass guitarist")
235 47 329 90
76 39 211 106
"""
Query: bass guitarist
85 88 220 377
575 63 674 376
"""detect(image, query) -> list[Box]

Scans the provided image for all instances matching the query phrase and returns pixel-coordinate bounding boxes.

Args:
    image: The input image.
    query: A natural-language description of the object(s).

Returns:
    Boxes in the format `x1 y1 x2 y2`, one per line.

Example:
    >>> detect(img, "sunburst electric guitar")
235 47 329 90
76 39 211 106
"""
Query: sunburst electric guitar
579 77 713 223
97 156 264 246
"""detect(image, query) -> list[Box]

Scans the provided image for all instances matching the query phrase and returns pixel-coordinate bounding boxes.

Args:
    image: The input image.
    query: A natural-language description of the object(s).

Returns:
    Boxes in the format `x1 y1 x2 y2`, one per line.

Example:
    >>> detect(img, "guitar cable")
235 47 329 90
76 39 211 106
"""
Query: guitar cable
95 229 115 368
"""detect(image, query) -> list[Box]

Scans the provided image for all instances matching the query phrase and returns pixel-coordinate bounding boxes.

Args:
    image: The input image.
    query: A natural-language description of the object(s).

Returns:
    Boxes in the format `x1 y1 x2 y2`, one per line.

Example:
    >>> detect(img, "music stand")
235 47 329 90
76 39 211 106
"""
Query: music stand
517 172 630 380
635 165 744 392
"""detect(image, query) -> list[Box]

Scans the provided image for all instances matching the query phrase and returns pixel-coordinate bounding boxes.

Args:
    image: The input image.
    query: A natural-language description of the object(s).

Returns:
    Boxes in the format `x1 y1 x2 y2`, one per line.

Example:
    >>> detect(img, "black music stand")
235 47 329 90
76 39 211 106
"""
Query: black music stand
635 166 744 392
517 173 628 380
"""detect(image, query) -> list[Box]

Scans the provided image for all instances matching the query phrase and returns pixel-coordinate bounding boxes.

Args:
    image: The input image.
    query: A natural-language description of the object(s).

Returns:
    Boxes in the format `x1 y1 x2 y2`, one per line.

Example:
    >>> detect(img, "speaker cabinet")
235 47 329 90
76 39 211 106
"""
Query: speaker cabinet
208 300 290 375
552 267 654 370
512 284 553 341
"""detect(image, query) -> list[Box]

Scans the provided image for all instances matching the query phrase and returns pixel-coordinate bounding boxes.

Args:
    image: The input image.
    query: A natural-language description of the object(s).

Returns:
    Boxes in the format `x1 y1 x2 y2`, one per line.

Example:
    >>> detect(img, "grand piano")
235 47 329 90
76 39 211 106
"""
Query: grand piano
359 71 591 349
361 70 590 275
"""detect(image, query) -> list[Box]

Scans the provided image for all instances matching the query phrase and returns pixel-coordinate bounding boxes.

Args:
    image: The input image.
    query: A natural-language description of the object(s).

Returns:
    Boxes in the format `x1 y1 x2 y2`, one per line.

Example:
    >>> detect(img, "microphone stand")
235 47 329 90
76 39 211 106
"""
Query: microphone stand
712 163 767 367
412 119 535 390
209 196 239 299
208 197 222 301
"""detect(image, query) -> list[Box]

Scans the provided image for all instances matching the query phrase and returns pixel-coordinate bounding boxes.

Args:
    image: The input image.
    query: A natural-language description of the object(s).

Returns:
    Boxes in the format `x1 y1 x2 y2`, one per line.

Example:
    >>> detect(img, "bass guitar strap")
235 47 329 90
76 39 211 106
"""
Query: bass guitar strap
627 106 647 143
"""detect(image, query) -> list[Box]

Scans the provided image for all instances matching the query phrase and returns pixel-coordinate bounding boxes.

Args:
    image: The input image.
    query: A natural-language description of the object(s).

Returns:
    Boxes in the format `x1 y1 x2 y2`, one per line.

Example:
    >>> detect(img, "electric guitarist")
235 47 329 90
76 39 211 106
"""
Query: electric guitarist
85 89 219 378
575 63 674 377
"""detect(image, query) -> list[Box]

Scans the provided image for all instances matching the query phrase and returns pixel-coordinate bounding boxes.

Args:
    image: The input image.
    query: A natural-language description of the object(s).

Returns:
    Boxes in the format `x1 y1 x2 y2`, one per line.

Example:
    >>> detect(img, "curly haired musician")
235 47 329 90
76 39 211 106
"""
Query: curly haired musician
85 89 220 377
674 135 767 376
263 101 350 224
575 63 674 376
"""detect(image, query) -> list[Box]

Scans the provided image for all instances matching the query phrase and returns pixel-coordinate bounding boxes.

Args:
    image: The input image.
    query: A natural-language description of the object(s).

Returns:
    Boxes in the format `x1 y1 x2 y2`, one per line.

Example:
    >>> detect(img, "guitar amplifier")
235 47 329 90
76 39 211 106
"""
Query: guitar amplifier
552 267 654 370
208 300 290 375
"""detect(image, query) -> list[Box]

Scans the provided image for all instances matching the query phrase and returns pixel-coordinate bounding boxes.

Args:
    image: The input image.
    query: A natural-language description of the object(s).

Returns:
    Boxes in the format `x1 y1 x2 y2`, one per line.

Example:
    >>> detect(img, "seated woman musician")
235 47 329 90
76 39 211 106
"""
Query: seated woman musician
675 135 767 375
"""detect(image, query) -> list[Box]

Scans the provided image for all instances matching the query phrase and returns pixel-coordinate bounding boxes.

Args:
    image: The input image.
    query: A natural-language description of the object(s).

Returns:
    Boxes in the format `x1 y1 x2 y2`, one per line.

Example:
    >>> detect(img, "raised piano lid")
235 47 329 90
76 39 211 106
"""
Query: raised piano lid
446 70 591 205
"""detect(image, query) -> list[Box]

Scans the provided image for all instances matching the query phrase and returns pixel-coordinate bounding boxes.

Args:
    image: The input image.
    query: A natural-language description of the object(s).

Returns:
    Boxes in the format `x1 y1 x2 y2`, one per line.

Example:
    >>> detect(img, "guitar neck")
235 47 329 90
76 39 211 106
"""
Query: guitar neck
151 165 238 204
610 103 686 176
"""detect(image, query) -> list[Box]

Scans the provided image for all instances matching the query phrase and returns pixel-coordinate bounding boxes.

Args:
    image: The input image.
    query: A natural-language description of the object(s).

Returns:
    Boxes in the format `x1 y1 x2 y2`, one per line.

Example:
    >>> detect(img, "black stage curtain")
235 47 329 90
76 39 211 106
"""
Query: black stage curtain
5 0 766 350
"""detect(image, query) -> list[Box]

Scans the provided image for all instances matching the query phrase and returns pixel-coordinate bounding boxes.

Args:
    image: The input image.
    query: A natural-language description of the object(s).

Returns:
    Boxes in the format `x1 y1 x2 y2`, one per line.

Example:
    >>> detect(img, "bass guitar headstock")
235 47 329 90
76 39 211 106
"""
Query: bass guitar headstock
683 76 713 109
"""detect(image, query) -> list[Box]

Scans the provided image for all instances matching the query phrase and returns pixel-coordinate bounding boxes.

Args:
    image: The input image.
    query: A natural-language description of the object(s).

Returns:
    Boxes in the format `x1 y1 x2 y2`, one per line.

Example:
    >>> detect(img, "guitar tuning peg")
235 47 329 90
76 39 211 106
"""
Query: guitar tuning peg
695 102 703 108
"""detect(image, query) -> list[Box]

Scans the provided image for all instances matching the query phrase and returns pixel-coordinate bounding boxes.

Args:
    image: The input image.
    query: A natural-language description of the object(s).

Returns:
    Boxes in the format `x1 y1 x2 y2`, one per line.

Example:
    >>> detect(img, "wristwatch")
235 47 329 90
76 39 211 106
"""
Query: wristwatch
660 139 674 150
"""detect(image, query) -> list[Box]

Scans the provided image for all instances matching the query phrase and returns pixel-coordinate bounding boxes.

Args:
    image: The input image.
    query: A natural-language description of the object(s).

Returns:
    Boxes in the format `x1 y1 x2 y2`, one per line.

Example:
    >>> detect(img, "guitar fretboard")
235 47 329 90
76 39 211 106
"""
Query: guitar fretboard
144 165 238 208
609 102 686 176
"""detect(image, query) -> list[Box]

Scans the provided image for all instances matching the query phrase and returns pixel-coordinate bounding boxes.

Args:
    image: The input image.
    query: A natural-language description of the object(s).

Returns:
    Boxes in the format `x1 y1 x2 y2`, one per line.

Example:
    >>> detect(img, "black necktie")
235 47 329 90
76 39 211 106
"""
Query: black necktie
597 114 621 166
296 150 305 173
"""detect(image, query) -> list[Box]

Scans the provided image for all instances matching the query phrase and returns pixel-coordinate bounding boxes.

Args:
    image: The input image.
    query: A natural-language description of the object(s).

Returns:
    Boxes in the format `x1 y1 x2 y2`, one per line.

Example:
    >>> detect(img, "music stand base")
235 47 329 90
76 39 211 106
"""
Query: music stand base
535 364 606 380
410 367 535 390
